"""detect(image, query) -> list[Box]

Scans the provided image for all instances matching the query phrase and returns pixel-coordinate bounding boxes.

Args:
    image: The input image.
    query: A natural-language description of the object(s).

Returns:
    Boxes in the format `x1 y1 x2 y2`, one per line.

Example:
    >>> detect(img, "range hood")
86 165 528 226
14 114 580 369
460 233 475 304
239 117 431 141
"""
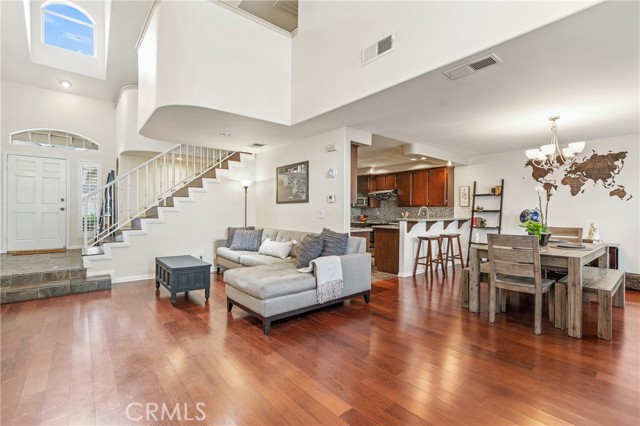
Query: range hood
369 189 397 200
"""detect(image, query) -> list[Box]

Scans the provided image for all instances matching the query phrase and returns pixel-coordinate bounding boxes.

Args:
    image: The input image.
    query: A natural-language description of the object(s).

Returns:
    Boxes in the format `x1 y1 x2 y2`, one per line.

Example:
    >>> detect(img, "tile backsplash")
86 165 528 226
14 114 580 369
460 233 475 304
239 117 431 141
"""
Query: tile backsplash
352 199 453 222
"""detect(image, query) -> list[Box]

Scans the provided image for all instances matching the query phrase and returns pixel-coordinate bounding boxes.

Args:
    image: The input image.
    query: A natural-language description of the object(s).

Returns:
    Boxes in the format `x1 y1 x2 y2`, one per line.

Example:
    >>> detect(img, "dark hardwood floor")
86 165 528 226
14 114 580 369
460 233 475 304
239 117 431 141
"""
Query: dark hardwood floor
2 269 639 425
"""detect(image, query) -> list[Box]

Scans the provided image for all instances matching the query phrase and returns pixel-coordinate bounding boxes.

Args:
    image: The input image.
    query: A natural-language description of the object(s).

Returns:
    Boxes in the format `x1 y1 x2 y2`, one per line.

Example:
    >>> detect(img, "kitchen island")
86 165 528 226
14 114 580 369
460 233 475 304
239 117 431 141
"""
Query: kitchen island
371 225 400 274
396 218 471 277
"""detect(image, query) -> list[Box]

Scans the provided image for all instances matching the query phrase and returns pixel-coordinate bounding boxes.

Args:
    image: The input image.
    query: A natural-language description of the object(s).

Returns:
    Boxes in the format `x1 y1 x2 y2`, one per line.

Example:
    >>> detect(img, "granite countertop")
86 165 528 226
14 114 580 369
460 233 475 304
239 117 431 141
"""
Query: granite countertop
370 224 400 230
396 217 471 222
350 227 374 232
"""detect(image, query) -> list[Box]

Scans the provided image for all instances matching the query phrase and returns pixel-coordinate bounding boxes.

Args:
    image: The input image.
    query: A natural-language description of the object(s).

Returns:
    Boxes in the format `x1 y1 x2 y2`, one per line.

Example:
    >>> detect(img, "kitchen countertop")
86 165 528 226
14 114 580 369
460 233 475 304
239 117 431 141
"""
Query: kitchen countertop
370 224 400 230
350 227 374 232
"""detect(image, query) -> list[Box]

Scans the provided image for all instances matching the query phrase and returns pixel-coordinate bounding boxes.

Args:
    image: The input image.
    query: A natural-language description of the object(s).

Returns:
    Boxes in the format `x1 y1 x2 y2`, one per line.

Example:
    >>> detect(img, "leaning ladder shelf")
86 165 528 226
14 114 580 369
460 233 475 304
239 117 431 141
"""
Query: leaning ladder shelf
466 179 505 261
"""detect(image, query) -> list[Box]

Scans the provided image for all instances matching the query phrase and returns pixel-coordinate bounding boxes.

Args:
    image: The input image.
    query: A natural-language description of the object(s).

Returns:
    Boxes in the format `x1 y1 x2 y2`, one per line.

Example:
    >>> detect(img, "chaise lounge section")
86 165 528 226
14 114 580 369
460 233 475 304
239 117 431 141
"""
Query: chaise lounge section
216 228 371 334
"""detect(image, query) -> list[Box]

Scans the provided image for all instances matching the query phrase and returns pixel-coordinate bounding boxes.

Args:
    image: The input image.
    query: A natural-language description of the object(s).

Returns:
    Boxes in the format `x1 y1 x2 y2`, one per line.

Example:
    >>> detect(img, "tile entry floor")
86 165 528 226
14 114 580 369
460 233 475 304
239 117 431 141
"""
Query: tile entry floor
0 249 83 276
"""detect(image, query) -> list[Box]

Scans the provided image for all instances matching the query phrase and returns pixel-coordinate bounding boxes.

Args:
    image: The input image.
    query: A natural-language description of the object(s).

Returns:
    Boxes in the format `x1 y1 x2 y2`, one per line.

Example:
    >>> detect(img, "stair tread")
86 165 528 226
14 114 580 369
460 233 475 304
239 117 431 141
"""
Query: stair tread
2 276 110 291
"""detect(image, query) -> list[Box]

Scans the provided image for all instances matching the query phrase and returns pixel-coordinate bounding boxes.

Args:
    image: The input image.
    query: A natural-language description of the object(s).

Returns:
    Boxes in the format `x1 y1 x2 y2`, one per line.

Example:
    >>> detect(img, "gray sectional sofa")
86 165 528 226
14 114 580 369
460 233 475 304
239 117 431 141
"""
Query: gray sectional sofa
214 228 371 334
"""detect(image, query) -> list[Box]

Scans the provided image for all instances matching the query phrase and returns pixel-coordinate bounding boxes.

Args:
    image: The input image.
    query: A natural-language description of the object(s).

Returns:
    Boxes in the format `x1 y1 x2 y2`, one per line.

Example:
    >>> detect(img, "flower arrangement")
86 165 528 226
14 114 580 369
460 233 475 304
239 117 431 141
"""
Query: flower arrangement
535 184 555 230
519 184 555 241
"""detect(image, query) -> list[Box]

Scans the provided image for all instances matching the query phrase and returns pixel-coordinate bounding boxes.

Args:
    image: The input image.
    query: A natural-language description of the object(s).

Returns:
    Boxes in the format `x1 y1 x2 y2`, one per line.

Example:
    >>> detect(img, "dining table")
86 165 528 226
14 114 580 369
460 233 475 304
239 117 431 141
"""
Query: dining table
469 241 609 338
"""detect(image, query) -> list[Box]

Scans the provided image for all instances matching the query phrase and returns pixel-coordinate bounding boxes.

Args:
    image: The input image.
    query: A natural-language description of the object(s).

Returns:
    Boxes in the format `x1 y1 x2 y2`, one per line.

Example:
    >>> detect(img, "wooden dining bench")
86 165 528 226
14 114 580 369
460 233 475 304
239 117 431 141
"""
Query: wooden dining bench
557 267 625 340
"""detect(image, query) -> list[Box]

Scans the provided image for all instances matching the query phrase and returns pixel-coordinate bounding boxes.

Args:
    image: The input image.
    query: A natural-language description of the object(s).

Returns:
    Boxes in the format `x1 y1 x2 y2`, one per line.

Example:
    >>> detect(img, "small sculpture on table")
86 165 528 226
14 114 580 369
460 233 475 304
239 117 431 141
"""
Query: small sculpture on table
588 223 600 241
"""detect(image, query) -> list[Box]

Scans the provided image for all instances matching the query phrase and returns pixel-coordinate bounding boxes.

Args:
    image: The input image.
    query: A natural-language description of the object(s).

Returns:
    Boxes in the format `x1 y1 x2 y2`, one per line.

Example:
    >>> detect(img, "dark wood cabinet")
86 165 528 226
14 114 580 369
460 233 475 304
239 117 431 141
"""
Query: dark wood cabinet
411 169 429 206
397 171 412 207
350 145 358 204
357 175 369 194
374 228 399 274
394 167 454 207
373 174 396 191
427 167 451 206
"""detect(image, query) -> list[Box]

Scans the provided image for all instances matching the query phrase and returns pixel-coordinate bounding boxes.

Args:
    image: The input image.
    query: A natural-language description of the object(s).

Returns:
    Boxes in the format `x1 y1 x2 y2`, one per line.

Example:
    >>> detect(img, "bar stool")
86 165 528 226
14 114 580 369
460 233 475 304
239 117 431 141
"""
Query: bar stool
413 236 446 279
441 233 465 272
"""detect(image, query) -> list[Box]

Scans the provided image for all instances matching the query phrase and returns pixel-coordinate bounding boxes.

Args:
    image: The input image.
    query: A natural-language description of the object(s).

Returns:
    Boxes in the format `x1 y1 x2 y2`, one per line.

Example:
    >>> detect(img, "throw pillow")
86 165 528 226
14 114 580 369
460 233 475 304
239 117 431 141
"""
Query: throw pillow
259 239 293 259
295 234 324 268
320 228 349 257
226 226 255 248
230 229 263 251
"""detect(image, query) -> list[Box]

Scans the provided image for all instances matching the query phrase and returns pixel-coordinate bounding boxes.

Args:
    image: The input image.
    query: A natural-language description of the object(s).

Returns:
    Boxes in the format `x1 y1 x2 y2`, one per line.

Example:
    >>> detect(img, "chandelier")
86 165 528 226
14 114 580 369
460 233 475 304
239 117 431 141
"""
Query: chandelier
525 116 585 168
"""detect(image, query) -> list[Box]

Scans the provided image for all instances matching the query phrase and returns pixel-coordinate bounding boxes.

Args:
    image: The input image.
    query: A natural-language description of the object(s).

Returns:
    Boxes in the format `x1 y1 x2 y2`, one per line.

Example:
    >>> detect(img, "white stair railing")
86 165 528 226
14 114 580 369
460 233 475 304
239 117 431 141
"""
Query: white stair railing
82 144 236 254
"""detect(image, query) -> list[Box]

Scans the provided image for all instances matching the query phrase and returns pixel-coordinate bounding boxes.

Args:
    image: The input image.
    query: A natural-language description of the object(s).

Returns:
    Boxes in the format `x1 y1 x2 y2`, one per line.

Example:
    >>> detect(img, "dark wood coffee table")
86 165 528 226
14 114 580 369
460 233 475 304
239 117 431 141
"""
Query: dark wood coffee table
155 255 211 305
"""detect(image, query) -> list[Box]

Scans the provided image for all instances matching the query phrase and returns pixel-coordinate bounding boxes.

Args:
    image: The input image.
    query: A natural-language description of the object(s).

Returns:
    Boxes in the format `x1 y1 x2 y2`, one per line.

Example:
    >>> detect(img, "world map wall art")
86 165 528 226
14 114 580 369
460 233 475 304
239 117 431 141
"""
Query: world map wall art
525 150 632 201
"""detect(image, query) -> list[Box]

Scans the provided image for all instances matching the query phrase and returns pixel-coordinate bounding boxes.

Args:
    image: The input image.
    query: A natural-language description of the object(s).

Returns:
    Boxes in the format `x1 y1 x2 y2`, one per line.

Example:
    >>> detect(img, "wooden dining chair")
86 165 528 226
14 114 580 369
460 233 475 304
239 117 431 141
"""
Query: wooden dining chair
547 227 583 243
544 227 584 279
488 234 556 335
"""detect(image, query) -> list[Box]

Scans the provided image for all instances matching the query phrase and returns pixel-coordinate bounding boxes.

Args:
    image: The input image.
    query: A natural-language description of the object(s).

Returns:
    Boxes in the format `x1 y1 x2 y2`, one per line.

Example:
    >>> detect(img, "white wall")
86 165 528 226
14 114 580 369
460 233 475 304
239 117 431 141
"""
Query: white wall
0 80 116 251
137 0 291 132
292 0 597 123
85 155 256 282
454 133 640 273
254 127 351 233
116 87 175 155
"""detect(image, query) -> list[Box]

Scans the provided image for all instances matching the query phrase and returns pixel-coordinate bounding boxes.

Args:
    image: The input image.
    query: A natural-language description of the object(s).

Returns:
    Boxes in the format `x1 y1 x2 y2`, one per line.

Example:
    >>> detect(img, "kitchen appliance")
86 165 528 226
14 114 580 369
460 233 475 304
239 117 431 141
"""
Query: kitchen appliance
355 196 368 206
369 189 397 200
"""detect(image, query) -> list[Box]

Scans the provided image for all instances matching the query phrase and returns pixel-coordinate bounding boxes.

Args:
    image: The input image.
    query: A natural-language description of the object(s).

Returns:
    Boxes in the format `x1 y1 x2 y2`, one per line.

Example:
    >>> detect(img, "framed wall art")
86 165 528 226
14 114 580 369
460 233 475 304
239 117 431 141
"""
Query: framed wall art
459 185 470 207
276 161 309 204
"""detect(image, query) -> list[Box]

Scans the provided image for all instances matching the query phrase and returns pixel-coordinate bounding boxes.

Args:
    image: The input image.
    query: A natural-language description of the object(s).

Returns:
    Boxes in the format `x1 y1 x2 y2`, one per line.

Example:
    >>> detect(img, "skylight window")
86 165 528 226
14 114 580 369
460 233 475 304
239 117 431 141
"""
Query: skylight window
42 3 95 57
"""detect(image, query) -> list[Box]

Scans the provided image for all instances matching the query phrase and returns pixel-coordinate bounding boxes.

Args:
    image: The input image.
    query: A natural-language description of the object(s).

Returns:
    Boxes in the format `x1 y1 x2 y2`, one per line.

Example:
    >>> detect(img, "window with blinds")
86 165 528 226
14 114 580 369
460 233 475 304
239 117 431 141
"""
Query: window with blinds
80 161 101 233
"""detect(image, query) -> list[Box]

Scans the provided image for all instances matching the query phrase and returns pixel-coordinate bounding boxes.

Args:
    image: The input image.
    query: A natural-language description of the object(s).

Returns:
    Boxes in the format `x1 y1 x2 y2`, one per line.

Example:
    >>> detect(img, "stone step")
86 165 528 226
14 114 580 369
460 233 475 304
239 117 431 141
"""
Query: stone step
1 267 86 288
1 275 111 304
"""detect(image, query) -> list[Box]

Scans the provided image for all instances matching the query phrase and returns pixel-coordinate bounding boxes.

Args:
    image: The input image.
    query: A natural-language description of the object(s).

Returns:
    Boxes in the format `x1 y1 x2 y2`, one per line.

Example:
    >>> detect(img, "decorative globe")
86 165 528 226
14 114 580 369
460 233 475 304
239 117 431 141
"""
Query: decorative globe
519 209 541 223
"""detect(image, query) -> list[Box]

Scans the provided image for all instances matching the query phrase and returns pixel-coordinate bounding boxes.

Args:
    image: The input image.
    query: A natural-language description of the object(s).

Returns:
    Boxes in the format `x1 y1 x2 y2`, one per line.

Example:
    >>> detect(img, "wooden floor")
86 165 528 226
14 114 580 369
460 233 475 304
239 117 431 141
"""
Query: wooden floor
2 269 639 425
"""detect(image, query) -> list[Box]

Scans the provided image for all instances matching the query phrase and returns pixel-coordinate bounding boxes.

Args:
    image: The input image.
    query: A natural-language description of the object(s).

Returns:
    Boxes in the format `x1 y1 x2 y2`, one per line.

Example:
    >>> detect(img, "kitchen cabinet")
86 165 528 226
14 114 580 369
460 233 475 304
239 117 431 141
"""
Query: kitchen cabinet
374 227 399 274
427 167 452 206
373 174 396 191
399 167 453 207
350 145 358 204
357 175 370 194
397 171 412 207
411 169 429 206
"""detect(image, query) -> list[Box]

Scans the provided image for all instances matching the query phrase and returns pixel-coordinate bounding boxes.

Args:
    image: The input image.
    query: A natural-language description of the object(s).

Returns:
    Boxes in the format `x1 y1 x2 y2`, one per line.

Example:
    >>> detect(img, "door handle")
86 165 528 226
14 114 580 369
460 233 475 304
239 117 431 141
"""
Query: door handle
60 207 65 211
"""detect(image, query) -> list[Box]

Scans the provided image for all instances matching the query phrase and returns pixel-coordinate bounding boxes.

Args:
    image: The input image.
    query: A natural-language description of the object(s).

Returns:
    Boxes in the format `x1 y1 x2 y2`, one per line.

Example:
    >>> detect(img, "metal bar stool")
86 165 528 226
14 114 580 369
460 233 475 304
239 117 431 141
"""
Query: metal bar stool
441 233 465 272
413 235 446 279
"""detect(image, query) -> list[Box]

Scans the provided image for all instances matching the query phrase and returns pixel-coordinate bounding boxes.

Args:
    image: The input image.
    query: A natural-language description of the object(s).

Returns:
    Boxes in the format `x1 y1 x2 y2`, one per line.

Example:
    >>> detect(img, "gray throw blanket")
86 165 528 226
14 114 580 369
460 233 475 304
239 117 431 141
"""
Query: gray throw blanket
310 256 344 303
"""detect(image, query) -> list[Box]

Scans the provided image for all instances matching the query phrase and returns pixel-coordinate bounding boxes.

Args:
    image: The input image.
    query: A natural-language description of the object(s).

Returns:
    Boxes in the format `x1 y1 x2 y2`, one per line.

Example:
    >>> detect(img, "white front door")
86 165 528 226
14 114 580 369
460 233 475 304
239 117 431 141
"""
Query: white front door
7 155 67 251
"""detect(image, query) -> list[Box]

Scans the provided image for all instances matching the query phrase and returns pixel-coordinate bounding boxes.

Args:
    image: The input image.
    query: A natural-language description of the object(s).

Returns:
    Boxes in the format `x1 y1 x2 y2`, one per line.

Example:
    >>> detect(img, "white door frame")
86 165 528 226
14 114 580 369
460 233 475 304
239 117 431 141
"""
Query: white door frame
3 152 70 253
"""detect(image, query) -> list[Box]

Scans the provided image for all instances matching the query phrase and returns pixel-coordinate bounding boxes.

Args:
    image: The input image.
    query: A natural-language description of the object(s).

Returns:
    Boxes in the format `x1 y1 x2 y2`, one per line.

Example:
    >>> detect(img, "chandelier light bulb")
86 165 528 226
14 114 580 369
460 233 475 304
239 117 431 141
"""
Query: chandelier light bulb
525 116 584 169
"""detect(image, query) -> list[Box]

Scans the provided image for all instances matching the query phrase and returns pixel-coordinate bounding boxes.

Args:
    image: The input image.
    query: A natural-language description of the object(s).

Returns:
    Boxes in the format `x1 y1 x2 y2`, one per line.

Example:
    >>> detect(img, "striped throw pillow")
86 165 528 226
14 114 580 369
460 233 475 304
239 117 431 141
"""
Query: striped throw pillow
320 228 349 257
296 234 324 268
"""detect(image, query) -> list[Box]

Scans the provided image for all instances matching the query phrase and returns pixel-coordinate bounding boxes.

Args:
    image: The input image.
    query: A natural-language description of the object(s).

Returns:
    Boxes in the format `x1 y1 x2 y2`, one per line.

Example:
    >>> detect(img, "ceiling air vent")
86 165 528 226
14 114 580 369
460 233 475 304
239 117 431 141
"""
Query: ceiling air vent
443 53 502 80
250 143 265 149
362 33 396 66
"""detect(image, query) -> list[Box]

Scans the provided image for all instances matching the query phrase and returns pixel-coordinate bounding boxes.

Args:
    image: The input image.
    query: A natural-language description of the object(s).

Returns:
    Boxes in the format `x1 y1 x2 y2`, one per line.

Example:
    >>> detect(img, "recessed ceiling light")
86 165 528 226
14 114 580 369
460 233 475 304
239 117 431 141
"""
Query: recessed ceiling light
420 156 427 160
59 80 72 89
409 158 417 161
220 132 232 137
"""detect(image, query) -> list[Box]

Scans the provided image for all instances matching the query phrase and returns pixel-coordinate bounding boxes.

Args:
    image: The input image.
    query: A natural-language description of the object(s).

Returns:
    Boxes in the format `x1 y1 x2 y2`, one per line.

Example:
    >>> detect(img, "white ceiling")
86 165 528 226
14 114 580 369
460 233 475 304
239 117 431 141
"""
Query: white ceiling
1 0 151 102
1 1 638 163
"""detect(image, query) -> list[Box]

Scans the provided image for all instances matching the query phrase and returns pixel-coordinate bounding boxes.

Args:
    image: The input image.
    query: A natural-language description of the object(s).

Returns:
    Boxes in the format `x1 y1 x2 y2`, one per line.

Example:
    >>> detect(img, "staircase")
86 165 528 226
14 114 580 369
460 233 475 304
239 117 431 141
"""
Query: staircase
82 148 253 283
82 144 238 255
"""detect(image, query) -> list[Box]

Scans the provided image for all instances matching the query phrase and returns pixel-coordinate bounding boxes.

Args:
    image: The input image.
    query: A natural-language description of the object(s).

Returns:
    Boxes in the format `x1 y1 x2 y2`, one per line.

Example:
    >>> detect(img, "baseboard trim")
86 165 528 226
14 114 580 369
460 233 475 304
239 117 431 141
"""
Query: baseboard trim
626 272 640 291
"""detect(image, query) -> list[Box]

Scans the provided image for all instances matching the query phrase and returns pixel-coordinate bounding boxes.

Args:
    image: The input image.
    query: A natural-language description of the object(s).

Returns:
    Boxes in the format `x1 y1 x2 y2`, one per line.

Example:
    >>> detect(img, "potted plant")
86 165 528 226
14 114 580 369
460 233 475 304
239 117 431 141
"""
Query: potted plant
519 184 555 246
520 219 551 246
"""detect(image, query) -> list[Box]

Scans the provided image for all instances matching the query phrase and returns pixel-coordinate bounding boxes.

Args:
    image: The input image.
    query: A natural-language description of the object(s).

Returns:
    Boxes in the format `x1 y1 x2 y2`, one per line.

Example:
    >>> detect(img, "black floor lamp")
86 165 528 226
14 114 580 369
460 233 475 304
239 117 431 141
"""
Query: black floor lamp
241 180 251 227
